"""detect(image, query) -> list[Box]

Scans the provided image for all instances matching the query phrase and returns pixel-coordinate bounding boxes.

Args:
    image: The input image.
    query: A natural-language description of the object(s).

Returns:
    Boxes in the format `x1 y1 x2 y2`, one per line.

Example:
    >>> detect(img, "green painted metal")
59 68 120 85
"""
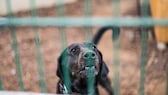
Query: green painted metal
112 27 120 95
60 50 71 94
85 27 92 41
9 27 25 91
30 0 47 93
84 0 92 17
112 0 120 16
84 0 94 94
84 0 92 41
0 74 3 90
86 59 95 95
139 28 148 95
112 0 120 95
57 0 65 17
58 27 71 94
35 29 47 93
57 0 67 49
6 0 25 91
57 0 71 94
166 62 168 95
139 0 149 95
1 17 168 27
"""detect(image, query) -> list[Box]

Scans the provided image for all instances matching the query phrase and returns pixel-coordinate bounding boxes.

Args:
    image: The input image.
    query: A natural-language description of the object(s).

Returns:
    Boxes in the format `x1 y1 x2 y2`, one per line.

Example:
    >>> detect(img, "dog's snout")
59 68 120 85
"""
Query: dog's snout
83 51 96 59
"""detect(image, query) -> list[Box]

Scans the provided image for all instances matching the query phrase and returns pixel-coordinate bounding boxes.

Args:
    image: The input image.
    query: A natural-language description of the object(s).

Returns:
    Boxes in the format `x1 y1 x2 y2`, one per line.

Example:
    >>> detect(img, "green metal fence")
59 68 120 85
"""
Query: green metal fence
0 0 168 95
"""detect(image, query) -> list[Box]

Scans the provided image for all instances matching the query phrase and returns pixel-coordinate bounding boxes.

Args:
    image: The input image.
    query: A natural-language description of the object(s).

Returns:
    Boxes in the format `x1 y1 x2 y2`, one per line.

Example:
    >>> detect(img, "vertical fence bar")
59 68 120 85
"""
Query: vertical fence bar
6 0 24 91
139 28 148 95
57 0 67 49
30 0 47 93
57 0 71 94
112 0 120 95
166 62 168 95
0 74 3 90
84 0 94 94
112 0 120 16
139 0 149 95
86 45 95 95
112 27 120 95
84 0 92 41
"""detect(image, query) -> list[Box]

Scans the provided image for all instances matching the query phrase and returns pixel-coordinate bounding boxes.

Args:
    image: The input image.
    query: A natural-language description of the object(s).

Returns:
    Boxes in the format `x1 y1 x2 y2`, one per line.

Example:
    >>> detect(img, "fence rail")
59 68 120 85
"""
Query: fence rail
0 17 168 27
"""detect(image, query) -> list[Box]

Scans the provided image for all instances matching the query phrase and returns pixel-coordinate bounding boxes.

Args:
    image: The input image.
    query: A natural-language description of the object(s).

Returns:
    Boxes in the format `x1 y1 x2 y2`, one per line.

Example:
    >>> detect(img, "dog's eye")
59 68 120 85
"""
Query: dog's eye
92 45 96 49
71 48 76 52
70 47 80 54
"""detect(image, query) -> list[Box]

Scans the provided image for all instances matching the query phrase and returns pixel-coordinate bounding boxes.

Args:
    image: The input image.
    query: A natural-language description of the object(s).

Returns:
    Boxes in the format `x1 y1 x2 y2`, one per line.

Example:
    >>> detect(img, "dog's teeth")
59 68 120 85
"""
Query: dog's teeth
72 72 75 75
85 67 89 70
85 66 95 70
94 71 98 75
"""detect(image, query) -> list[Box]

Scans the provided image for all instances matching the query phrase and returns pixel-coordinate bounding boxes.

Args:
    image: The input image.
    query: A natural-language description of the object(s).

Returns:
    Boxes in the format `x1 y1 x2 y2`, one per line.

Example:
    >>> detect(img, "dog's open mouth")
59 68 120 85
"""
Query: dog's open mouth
78 65 98 78
75 51 100 78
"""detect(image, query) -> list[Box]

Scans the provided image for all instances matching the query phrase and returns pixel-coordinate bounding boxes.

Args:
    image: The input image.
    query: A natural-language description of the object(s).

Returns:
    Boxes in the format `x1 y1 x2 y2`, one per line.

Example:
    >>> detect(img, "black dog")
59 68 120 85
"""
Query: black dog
56 42 113 95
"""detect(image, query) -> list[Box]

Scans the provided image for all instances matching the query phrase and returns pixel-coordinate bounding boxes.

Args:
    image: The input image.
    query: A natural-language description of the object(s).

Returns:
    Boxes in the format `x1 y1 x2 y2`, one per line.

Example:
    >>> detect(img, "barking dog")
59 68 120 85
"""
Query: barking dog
56 42 113 95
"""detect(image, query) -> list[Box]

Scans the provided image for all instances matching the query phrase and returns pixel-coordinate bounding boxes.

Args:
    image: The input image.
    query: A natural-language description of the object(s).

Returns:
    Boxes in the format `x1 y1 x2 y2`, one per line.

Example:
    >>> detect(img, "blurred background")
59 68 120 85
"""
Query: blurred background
0 0 167 95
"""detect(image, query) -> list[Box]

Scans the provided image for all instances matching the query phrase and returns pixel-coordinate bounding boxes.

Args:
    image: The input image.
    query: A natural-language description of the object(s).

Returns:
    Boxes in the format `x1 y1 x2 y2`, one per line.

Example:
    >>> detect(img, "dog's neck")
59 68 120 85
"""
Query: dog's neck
60 78 97 94
71 78 88 93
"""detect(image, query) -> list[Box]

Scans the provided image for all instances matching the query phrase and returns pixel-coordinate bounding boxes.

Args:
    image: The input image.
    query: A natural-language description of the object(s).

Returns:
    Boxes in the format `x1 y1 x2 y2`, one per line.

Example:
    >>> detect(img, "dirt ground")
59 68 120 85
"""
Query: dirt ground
0 0 167 95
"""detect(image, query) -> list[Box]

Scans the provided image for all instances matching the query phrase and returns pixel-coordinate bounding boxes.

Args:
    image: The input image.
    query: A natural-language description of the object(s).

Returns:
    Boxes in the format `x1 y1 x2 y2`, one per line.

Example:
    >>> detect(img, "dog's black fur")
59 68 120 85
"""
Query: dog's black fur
56 42 113 95
92 26 155 45
92 26 120 45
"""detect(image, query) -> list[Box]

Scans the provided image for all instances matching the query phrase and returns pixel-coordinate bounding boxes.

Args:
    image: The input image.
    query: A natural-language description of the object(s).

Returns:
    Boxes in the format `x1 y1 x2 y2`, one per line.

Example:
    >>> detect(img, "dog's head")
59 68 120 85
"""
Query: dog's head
56 42 108 82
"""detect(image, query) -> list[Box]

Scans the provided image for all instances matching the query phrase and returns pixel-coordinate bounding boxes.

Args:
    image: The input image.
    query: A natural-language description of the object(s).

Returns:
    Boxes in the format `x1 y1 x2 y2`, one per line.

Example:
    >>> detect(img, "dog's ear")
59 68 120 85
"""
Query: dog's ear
56 48 68 80
56 48 70 80
97 50 109 80
99 61 109 80
56 54 63 79
96 50 114 95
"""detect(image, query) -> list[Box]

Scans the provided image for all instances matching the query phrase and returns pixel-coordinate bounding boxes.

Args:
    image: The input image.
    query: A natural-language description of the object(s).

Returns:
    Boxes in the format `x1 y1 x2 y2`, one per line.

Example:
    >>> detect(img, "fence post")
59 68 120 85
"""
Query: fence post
0 74 3 90
30 0 47 93
57 0 71 94
84 0 92 41
112 0 120 95
139 0 149 95
166 62 168 95
84 0 95 94
112 27 120 95
6 0 25 91
139 28 148 95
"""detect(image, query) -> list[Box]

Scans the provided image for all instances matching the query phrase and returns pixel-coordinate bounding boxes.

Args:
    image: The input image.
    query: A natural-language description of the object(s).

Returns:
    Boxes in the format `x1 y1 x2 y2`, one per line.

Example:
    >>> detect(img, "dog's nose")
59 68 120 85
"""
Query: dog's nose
83 51 96 59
